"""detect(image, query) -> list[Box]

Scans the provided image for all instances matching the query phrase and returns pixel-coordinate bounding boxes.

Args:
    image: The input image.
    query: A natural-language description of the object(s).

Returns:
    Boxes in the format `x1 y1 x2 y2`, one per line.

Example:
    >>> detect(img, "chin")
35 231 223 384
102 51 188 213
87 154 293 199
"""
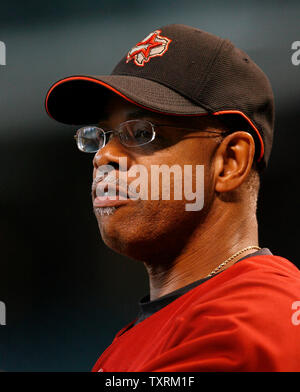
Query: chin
94 199 201 262
98 218 152 261
97 219 185 264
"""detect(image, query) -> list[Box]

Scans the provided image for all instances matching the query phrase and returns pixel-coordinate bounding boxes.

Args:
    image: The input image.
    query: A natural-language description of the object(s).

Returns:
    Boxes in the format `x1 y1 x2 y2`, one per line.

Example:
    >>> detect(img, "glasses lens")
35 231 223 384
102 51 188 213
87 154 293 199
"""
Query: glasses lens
76 126 104 153
119 120 154 147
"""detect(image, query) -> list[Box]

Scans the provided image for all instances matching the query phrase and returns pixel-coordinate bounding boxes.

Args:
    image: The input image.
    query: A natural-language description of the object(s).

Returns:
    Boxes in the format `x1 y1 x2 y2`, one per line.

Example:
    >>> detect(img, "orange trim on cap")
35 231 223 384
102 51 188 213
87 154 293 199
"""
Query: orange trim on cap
45 76 264 162
45 76 209 119
213 110 264 162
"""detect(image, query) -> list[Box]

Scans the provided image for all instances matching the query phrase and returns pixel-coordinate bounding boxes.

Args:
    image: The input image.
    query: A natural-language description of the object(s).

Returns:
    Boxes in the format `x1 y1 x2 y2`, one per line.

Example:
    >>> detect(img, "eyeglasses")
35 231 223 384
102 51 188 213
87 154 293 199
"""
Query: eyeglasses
74 119 225 153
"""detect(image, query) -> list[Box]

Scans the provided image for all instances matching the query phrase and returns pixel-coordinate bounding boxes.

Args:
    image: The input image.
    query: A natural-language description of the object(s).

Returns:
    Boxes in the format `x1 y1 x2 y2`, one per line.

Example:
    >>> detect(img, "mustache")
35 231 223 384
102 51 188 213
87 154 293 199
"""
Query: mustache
91 173 137 197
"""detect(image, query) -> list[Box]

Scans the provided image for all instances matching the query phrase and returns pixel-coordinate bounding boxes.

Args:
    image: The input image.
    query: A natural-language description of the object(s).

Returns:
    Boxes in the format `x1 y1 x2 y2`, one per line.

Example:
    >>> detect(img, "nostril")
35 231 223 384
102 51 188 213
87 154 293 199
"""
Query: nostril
110 161 119 171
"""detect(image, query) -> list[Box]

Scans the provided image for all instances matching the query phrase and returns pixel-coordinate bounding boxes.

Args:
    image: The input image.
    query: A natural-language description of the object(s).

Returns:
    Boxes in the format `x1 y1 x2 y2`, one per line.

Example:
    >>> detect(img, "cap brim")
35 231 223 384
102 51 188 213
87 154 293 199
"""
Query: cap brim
45 75 208 125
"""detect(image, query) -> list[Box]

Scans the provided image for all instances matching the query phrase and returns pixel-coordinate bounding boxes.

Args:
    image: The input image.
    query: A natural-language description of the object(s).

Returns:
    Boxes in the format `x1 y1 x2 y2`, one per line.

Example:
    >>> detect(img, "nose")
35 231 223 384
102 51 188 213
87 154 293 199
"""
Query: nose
93 136 133 173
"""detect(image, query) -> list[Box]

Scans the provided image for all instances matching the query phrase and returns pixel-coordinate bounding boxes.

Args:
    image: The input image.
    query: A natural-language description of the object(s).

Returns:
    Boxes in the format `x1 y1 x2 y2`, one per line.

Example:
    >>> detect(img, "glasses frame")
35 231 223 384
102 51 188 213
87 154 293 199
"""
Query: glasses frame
74 119 227 153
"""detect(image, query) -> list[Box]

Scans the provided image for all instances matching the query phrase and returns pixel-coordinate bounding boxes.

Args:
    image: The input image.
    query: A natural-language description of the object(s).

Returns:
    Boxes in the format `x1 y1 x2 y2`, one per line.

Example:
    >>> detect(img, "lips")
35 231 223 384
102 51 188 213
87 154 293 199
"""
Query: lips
93 182 136 208
93 195 130 208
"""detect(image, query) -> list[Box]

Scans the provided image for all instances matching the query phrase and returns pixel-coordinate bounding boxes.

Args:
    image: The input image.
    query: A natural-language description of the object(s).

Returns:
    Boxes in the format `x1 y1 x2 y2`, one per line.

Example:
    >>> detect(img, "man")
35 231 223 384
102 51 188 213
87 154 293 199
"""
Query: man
45 24 300 371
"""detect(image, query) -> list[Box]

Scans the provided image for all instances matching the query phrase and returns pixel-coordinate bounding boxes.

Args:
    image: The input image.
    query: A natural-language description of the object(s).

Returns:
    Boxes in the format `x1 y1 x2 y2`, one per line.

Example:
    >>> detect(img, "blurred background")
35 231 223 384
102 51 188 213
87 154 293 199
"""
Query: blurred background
0 0 299 371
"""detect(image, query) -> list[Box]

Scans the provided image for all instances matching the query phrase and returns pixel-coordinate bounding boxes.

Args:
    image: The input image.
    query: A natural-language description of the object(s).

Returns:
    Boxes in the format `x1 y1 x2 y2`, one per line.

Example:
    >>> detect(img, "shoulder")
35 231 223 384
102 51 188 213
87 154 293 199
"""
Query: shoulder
182 253 300 317
205 253 300 299
167 254 300 371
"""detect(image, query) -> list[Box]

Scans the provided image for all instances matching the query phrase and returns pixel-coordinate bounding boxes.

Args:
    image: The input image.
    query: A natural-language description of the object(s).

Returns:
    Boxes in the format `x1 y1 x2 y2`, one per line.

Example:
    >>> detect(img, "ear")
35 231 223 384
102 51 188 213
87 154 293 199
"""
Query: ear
214 131 256 193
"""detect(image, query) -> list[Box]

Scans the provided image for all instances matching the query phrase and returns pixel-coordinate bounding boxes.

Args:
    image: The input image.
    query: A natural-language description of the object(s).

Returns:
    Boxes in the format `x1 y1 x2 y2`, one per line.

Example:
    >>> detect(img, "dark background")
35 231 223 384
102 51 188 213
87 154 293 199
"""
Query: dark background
0 0 299 371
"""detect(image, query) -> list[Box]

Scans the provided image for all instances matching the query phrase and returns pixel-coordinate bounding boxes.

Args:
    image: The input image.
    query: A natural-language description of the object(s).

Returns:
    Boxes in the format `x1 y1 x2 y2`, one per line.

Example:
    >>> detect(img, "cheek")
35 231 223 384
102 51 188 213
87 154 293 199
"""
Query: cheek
99 164 212 240
143 146 214 205
96 144 216 252
127 146 215 214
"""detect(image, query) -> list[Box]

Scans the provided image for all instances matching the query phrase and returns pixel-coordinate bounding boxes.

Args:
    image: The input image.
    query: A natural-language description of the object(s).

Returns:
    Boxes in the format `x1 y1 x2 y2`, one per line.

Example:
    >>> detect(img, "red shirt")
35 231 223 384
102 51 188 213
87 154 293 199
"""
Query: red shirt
92 253 300 372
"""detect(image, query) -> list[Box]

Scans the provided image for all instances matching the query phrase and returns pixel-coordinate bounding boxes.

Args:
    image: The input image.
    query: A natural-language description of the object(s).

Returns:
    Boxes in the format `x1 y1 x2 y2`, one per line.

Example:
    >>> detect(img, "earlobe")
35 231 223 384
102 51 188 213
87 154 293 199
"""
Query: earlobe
214 132 255 193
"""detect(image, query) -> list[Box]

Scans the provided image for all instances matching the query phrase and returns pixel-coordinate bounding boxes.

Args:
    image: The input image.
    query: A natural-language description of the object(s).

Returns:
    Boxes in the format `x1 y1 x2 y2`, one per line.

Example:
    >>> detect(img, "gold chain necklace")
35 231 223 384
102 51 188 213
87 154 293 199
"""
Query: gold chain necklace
207 246 261 277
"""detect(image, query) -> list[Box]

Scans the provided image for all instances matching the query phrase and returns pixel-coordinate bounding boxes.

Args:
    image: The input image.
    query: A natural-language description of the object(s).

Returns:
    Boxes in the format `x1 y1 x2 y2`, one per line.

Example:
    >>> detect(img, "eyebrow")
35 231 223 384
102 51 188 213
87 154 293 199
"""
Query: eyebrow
125 108 153 120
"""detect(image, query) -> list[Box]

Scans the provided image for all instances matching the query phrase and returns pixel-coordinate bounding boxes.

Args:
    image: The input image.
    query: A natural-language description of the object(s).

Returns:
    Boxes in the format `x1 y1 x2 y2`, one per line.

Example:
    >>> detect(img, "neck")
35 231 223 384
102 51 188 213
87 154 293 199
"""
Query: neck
144 200 259 301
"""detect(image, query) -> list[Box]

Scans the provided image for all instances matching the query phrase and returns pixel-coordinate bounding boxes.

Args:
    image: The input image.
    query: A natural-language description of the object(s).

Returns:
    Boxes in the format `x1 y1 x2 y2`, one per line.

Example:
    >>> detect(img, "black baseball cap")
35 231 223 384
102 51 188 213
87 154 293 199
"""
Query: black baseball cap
45 24 274 167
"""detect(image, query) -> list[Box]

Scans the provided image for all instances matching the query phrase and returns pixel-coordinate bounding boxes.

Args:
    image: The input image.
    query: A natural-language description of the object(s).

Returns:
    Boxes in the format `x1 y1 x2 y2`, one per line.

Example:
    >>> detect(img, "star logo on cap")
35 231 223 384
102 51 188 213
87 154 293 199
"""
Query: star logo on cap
126 30 172 67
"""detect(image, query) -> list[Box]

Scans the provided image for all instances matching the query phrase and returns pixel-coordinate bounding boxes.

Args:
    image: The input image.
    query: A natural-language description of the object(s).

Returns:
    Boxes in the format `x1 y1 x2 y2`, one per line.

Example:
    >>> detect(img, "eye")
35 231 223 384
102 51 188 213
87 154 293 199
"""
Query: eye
133 128 152 141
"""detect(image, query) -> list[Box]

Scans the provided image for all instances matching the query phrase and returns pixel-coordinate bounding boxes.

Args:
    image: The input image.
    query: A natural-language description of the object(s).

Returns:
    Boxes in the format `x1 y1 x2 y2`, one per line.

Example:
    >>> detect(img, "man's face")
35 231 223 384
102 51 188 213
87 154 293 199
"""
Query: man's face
92 95 223 262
